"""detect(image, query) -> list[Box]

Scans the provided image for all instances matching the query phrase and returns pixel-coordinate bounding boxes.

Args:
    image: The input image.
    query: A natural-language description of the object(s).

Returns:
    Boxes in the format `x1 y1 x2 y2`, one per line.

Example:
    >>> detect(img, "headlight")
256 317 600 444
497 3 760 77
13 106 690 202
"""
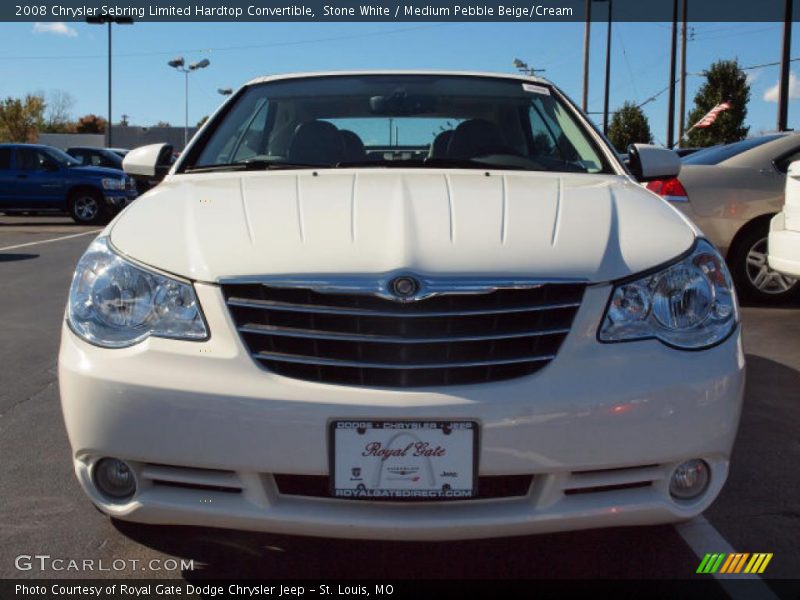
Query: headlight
101 178 125 191
599 239 737 349
67 237 208 348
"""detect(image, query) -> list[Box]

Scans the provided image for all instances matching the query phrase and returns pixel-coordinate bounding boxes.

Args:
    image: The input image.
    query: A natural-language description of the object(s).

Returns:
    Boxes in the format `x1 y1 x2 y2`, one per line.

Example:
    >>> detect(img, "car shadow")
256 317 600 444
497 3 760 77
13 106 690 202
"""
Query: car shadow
112 517 697 581
710 354 800 512
704 354 800 579
0 253 38 263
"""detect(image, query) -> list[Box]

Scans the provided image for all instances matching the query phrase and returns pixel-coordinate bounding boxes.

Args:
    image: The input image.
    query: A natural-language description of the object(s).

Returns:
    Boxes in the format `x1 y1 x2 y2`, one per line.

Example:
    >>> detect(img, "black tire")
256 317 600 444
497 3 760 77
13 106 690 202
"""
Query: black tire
68 189 108 225
728 222 800 304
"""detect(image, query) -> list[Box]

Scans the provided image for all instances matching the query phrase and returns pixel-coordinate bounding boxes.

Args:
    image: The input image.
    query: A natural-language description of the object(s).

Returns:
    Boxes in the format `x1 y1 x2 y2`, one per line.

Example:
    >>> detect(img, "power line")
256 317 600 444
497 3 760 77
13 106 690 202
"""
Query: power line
741 57 800 71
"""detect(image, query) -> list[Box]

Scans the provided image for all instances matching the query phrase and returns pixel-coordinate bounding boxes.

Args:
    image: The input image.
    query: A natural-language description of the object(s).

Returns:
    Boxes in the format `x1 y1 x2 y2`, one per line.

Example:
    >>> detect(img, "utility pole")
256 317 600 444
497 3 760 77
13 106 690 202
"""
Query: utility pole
601 0 612 135
678 0 688 143
778 0 793 131
667 0 679 149
582 0 592 112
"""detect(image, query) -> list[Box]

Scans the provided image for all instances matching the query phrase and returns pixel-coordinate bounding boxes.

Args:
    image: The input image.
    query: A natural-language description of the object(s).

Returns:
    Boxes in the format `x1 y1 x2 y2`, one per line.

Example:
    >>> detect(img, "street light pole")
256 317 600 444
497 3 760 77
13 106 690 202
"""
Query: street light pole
168 57 210 149
512 59 545 77
86 15 133 148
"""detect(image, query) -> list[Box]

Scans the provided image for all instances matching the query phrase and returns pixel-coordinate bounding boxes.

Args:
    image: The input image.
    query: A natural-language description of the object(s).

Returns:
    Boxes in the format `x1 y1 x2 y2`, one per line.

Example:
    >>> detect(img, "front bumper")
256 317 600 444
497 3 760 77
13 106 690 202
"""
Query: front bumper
58 284 745 540
769 212 800 278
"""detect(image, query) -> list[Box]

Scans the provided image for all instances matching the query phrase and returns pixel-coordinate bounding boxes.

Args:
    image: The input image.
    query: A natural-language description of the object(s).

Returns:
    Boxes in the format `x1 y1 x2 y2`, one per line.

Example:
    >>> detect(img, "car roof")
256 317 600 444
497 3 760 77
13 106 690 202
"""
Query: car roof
0 143 50 149
245 70 551 87
68 146 113 152
721 132 800 168
682 132 800 169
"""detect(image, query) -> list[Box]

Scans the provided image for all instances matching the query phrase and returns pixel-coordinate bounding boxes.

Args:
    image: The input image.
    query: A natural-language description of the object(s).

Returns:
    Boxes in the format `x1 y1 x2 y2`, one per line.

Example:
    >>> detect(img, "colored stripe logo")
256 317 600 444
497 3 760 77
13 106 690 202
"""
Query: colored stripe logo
697 553 773 574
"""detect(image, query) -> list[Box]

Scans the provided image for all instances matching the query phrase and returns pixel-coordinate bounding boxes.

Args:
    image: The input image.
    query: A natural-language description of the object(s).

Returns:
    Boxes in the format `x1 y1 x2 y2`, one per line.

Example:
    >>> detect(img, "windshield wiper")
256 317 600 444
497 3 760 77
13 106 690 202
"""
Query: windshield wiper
184 160 327 174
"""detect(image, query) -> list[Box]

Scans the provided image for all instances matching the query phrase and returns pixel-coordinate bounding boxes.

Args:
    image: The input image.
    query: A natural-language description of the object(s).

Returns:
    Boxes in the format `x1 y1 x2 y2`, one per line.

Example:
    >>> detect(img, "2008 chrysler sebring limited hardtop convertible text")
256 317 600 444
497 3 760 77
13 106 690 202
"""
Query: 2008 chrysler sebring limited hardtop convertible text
59 72 744 540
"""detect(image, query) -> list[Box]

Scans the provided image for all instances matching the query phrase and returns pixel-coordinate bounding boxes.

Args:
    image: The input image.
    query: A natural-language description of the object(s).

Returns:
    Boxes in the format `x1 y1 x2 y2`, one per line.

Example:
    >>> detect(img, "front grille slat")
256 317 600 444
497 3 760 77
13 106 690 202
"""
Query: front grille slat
253 350 557 370
239 324 571 344
223 279 585 388
227 297 581 317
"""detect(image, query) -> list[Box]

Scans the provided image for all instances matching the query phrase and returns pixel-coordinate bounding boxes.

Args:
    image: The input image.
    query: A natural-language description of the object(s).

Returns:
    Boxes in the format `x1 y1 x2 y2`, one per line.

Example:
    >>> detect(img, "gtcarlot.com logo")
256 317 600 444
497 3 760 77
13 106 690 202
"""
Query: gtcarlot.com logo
697 553 773 575
15 555 195 572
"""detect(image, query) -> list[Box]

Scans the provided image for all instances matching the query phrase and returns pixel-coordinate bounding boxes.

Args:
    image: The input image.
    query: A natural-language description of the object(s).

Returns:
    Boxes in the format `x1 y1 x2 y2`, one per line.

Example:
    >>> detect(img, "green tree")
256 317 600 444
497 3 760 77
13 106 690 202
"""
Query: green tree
0 94 46 142
607 102 653 153
685 59 750 147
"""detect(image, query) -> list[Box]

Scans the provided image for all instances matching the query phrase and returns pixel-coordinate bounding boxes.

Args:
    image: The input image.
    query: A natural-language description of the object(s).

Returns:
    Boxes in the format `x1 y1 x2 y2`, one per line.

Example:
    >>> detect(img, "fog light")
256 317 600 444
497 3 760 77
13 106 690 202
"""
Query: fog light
669 459 710 500
93 458 136 500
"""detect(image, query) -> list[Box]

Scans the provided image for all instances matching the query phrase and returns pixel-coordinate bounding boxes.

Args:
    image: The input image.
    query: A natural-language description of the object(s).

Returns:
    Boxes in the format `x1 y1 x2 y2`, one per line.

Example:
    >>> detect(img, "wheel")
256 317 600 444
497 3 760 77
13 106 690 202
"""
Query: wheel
729 223 800 304
68 190 108 225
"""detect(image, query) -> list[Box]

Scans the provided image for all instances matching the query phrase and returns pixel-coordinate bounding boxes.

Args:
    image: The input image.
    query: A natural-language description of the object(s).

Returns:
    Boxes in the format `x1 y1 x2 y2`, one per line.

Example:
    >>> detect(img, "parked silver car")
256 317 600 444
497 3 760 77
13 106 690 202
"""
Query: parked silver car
647 133 800 303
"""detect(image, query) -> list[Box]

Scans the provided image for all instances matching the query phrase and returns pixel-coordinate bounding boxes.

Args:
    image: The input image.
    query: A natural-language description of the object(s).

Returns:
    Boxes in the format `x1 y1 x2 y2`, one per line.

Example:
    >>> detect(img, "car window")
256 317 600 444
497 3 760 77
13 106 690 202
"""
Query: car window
16 148 53 171
189 75 612 174
775 148 800 173
0 147 11 169
70 150 87 165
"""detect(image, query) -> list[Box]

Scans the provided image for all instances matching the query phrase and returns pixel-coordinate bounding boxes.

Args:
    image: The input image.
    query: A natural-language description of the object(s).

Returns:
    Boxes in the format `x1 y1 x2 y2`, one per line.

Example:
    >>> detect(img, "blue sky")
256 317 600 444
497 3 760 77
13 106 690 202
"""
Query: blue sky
0 20 796 144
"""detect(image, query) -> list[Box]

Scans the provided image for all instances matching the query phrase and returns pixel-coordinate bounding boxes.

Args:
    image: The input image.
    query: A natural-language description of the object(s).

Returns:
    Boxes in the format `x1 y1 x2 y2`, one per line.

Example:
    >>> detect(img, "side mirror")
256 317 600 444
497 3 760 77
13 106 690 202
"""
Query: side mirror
122 143 174 180
627 144 681 182
44 160 60 172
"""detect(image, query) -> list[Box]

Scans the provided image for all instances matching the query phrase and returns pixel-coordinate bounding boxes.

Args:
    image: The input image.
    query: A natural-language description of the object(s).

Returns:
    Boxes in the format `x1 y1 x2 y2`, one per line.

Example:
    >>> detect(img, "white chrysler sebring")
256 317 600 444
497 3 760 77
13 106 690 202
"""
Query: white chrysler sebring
59 72 744 540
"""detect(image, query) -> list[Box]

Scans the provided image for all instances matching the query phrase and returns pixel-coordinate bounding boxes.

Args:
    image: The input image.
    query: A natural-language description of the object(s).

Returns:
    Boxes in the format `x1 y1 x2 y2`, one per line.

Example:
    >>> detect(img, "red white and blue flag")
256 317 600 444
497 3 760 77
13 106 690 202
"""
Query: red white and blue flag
694 102 732 129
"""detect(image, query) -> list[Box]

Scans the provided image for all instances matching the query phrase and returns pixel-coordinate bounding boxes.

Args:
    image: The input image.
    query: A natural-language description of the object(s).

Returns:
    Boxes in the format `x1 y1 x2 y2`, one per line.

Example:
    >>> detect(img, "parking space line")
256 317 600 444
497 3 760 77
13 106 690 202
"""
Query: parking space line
0 229 101 252
675 516 779 599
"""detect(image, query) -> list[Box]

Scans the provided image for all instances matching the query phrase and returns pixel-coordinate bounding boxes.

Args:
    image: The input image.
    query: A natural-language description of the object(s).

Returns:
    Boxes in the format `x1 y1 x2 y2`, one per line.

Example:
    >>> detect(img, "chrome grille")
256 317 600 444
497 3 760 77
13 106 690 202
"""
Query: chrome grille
222 279 585 387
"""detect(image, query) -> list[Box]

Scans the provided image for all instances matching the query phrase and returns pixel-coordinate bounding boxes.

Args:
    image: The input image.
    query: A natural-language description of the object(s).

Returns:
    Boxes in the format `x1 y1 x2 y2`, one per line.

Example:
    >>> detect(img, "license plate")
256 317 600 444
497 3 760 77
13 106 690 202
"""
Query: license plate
330 420 478 500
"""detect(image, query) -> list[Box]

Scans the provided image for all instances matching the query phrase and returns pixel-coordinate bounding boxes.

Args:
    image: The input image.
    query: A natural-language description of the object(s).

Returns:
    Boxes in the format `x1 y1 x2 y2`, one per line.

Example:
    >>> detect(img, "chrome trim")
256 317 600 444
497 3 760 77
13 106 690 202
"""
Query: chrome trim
253 351 556 370
239 324 571 343
227 298 581 317
219 273 586 303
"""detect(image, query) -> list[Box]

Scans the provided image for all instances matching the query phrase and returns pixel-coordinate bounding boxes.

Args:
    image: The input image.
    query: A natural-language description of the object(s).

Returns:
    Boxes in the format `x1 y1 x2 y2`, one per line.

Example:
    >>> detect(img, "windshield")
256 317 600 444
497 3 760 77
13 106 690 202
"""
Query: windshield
185 75 612 174
682 135 784 166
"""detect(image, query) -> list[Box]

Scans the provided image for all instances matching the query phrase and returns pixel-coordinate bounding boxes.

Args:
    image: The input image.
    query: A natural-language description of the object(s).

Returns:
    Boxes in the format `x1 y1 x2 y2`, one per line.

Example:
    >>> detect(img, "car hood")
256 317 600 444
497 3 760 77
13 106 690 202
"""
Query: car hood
70 165 124 178
109 169 697 283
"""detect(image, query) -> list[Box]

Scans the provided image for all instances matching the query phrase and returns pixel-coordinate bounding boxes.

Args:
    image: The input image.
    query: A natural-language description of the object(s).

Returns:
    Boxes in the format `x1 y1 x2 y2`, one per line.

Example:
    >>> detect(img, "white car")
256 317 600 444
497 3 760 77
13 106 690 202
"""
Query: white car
769 160 800 278
59 71 744 540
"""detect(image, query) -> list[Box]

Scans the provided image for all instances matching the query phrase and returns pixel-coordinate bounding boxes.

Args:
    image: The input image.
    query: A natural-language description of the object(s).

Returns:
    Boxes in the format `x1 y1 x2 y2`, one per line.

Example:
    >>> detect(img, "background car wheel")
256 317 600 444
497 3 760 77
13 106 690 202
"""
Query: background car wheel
68 190 107 225
729 223 800 304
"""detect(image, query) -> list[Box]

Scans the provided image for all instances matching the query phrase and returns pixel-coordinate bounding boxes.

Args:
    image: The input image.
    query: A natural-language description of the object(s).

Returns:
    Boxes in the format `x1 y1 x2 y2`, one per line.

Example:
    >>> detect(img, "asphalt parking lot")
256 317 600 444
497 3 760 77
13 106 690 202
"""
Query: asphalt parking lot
0 214 798 592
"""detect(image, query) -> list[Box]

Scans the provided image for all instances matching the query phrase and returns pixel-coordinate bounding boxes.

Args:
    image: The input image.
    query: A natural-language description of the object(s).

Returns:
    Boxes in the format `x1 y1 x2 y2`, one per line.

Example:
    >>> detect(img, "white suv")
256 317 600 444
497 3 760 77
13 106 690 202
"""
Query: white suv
59 71 743 540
